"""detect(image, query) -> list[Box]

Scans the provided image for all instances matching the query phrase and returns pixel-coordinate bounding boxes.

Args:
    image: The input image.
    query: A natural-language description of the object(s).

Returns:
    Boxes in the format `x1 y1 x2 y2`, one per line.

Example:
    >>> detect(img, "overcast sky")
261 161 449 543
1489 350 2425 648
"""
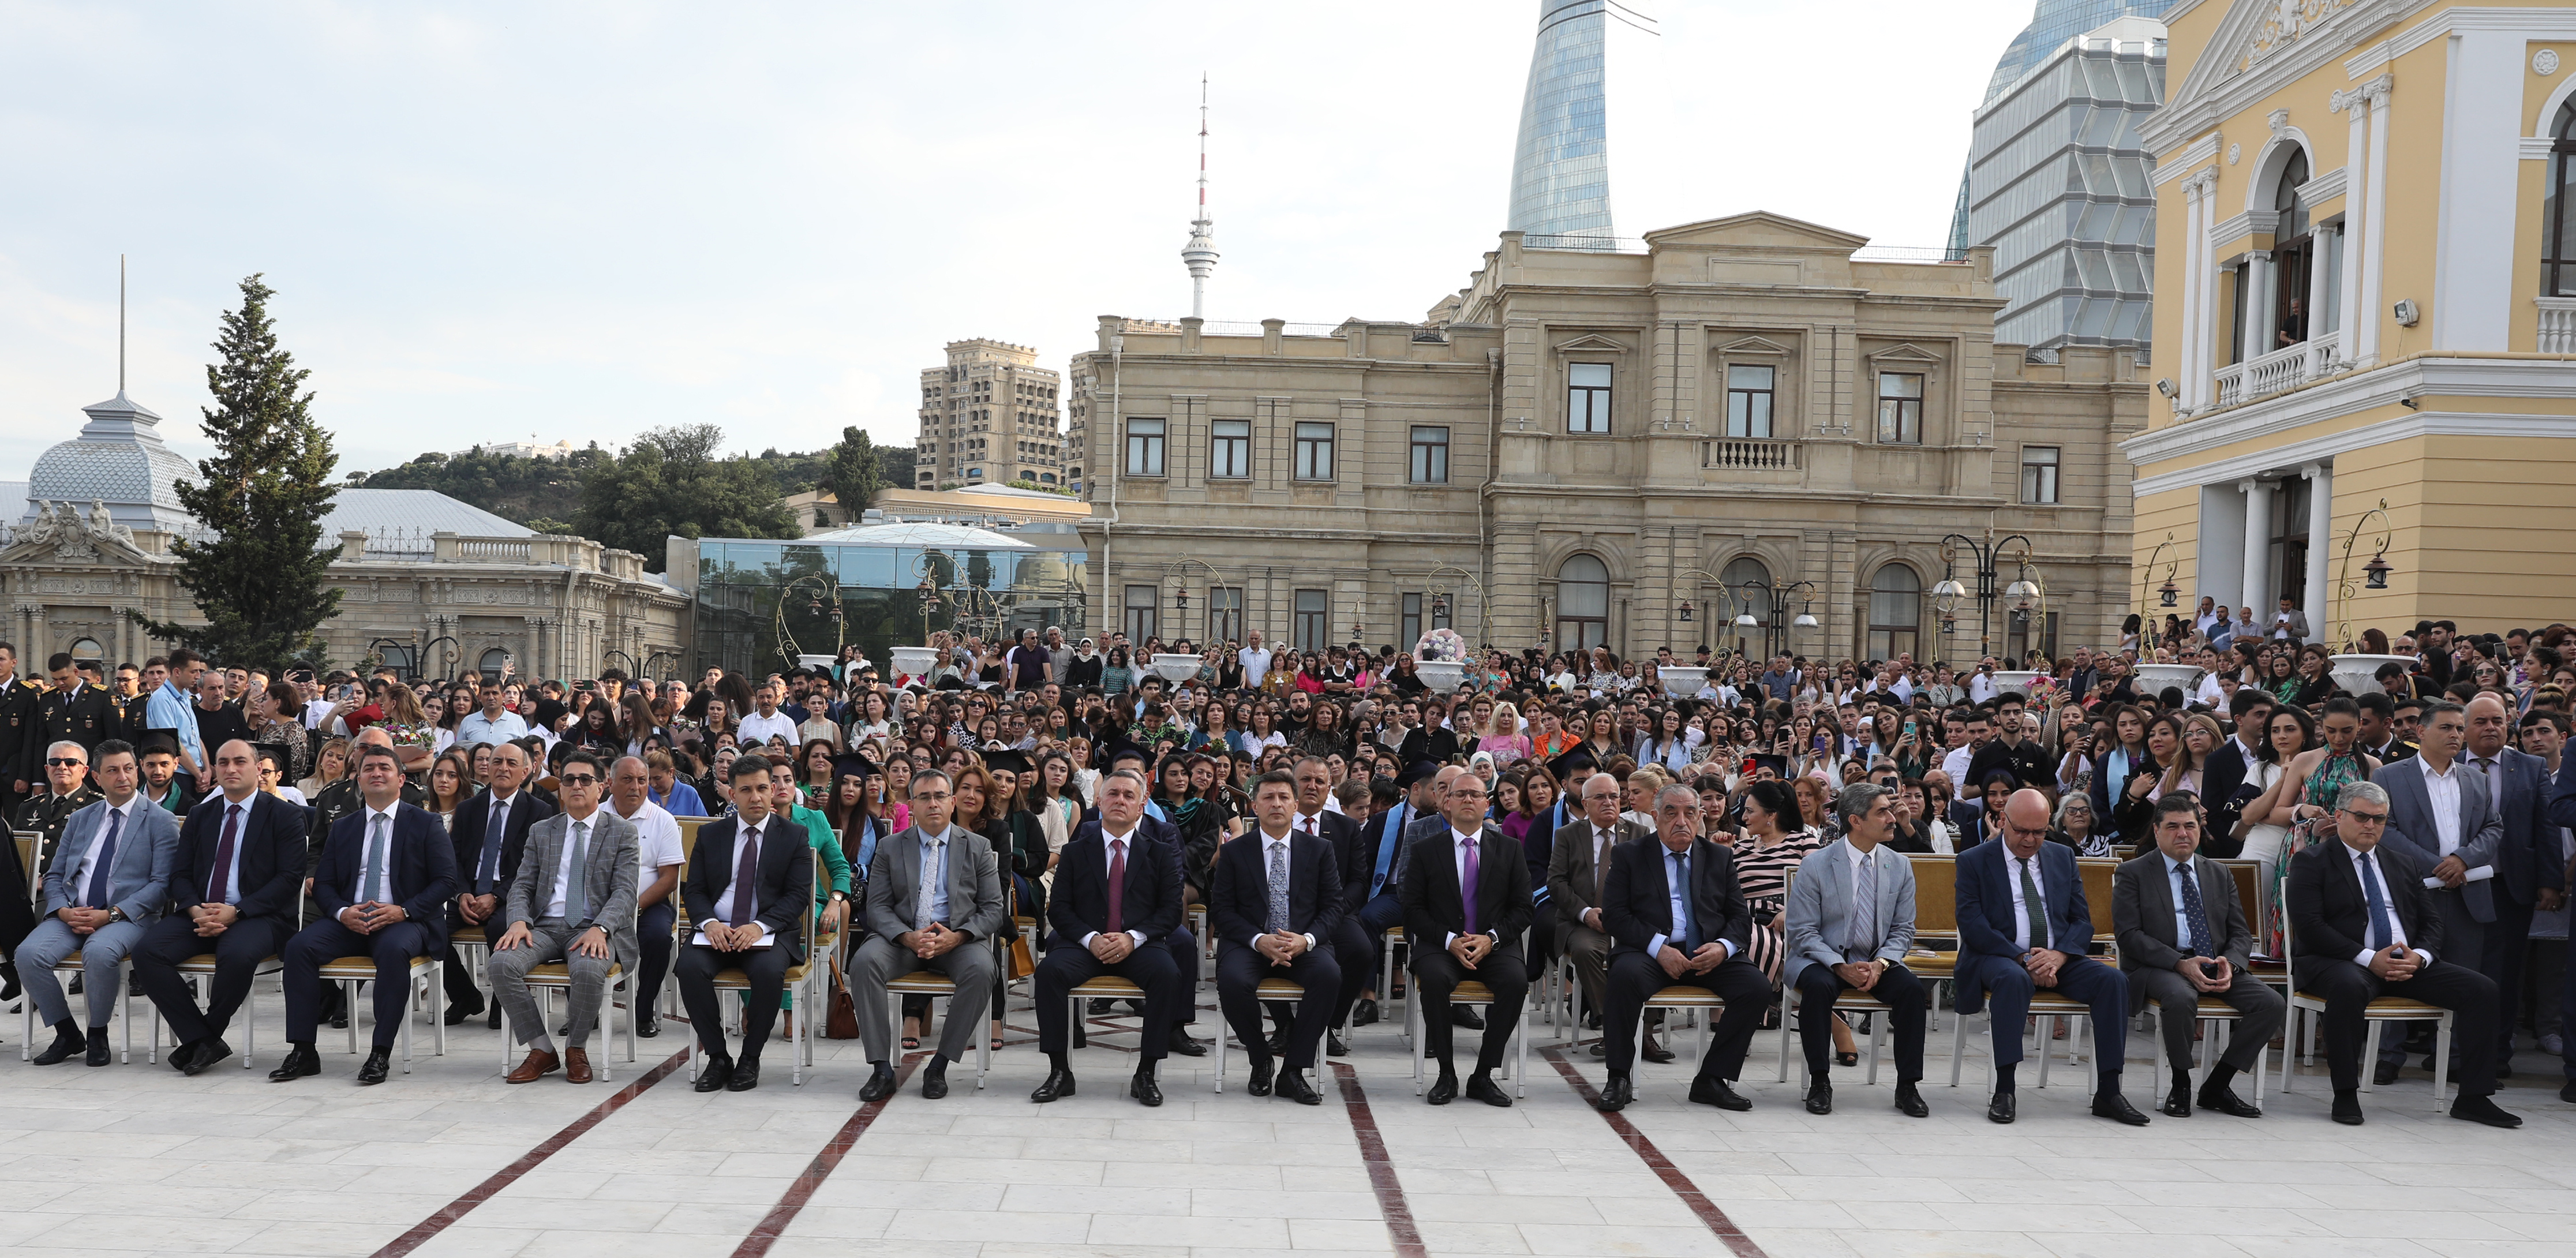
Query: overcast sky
1 1 2036 482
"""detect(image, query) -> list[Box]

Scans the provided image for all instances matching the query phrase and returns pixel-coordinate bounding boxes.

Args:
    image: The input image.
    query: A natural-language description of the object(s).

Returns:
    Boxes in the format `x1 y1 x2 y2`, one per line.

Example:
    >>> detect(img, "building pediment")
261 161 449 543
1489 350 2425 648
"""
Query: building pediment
1866 342 1945 365
1551 333 1631 354
1714 334 1799 357
1641 211 1871 254
0 500 152 567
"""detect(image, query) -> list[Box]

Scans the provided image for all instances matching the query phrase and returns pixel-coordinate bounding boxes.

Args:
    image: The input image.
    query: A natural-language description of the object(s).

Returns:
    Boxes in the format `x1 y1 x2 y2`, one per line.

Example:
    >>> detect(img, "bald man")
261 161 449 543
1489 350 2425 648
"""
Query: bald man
1954 789 2144 1125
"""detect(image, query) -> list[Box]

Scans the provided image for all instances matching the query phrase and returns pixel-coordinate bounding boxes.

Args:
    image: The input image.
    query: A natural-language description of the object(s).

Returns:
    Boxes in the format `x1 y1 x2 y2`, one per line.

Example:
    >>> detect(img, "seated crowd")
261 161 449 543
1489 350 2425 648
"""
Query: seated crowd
1 613 2571 1132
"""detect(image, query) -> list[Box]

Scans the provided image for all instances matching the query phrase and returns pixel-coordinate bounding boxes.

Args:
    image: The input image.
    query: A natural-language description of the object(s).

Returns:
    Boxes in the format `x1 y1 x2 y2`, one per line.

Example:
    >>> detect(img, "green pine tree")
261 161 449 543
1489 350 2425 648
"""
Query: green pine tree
130 275 343 664
821 425 882 517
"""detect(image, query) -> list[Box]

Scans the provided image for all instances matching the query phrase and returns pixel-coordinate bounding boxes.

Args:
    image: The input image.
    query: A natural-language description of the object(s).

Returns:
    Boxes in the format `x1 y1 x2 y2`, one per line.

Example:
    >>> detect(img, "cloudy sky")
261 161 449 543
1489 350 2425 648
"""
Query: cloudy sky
1 1 2035 482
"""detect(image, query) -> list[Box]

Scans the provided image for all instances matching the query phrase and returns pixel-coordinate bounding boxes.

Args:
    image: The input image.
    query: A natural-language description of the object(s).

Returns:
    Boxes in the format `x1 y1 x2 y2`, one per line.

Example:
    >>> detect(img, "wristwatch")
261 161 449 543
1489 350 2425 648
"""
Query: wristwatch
830 890 849 905
106 907 127 924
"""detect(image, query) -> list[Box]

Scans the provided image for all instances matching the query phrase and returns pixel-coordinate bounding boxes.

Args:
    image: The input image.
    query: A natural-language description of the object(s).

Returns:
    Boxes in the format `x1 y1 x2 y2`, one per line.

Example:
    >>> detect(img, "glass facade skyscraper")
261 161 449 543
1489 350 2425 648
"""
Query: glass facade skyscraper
1507 0 1613 247
1948 2 2167 353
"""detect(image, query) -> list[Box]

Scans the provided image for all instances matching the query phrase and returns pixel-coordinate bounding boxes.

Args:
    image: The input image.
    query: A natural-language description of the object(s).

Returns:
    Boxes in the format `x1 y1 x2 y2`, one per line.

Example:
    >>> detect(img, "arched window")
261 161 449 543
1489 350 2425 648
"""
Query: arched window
1720 556 1771 657
2548 101 2576 296
2270 148 2313 349
69 638 103 664
478 647 511 683
1554 555 1609 653
1867 564 1921 662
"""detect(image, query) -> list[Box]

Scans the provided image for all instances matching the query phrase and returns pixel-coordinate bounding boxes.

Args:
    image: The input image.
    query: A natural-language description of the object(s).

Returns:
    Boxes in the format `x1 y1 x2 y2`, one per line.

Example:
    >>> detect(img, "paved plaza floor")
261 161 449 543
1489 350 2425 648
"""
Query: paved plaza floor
4 980 2574 1258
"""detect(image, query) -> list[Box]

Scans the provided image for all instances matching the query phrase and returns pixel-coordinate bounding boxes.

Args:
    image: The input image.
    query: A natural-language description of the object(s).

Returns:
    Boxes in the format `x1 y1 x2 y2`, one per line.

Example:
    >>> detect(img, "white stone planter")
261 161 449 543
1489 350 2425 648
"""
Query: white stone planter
1991 670 2045 697
1414 660 1465 693
888 646 939 679
1150 653 1204 684
2132 662 2200 696
1658 665 1708 700
2331 654 2412 697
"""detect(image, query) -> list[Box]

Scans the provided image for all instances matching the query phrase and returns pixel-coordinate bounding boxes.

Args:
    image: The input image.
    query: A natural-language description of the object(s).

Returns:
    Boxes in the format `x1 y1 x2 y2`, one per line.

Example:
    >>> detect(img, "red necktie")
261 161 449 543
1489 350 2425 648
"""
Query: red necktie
1106 838 1126 934
208 803 241 904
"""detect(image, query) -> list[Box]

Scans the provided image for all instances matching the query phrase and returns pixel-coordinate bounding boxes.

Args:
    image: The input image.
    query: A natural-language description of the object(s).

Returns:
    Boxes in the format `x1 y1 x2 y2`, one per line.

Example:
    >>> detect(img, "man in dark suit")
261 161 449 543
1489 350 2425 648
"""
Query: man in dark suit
0 641 38 823
2461 694 2560 1075
1212 770 1342 1105
1290 756 1370 1050
1956 788 2145 1125
1349 761 1446 1026
1595 782 1770 1113
135 739 309 1074
271 743 460 1086
1399 773 1529 1106
675 754 813 1093
441 739 556 1024
2196 690 2266 853
2287 778 2518 1128
1548 772 1658 1058
2112 793 2281 1118
27 653 114 782
1033 766 1188 1107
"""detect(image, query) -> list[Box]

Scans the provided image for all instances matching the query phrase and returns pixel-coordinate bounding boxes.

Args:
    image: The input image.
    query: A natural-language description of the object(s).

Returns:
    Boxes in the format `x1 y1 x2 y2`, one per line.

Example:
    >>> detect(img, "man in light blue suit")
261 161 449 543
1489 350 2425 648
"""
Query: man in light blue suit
16 739 179 1066
1785 782 1928 1118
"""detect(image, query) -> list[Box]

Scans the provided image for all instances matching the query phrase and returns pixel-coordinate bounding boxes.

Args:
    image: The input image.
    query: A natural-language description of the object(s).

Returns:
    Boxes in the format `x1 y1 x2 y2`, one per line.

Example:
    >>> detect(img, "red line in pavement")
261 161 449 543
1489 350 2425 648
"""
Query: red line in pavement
731 1052 924 1258
1541 1048 1770 1258
372 1047 691 1257
1330 1061 1429 1258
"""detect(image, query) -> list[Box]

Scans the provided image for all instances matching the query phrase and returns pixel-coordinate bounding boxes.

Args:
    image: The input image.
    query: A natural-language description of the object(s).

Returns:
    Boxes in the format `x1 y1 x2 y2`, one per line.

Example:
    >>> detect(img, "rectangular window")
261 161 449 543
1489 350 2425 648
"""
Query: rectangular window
1123 583 1159 643
1401 593 1423 649
1725 365 1775 438
1875 372 1923 444
1294 422 1335 481
1208 586 1243 645
1567 362 1612 434
2020 445 2061 504
1409 426 1450 484
1125 418 1165 476
1210 418 1250 479
1294 589 1329 652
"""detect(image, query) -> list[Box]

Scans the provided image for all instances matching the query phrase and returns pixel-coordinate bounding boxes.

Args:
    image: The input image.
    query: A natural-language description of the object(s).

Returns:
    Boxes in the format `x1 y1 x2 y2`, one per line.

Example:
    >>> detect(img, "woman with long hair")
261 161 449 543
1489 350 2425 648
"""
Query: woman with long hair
2263 697 2383 955
298 736 351 799
2090 703 2154 822
1100 645 1135 697
620 691 664 757
1635 707 1693 773
1294 701 1349 761
1235 705 1286 758
849 691 897 747
1481 701 1532 767
1028 750 1080 878
1581 709 1622 765
1735 778 1855 1055
2232 703 2315 870
426 749 475 830
2111 712 2185 851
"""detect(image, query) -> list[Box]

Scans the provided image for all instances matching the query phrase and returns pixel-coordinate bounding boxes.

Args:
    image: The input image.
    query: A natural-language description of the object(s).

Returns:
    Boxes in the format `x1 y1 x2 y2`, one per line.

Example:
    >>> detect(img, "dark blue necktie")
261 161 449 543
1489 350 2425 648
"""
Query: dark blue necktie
2358 852 2394 953
1672 851 1698 953
85 808 124 909
2174 860 2215 957
477 798 507 893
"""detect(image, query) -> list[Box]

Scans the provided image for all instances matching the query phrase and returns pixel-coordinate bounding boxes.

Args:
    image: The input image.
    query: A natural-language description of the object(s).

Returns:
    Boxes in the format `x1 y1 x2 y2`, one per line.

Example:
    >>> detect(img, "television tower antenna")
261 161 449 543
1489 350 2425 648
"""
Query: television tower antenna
1181 75 1219 320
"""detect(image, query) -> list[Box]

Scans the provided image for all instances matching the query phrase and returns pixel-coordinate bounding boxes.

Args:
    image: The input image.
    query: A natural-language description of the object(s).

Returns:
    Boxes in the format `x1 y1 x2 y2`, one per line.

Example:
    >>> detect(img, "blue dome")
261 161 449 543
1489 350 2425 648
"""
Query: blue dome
22 391 197 533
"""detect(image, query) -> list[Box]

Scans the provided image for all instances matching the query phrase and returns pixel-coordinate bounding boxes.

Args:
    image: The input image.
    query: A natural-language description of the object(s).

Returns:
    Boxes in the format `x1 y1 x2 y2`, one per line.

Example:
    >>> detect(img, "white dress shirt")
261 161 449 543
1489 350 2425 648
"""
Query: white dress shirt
1249 829 1319 952
1446 828 1491 948
1083 828 1148 949
69 794 144 900
2418 757 2465 856
736 709 799 749
2006 851 2049 953
208 793 256 904
703 817 766 933
2345 841 2431 967
543 811 597 921
359 803 400 905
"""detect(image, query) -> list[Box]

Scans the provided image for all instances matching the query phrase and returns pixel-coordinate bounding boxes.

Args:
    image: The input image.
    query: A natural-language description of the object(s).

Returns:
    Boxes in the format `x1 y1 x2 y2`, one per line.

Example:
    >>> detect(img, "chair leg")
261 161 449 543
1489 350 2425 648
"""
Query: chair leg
1515 1001 1527 1098
1867 1007 1885 1085
2036 1017 2054 1089
2361 1021 2380 1094
2432 1015 2452 1109
1215 1016 1227 1094
344 980 360 1055
1949 1010 1968 1087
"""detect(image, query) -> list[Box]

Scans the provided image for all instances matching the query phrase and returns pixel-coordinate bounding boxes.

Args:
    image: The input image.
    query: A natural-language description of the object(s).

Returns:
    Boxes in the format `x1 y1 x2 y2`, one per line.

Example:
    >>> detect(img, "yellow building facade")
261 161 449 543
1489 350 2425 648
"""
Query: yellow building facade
2132 0 2576 644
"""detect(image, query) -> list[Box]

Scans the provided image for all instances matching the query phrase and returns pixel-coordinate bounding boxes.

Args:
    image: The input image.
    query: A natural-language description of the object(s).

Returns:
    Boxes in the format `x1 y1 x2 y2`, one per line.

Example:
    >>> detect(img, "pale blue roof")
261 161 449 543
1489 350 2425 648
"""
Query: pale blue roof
317 489 532 538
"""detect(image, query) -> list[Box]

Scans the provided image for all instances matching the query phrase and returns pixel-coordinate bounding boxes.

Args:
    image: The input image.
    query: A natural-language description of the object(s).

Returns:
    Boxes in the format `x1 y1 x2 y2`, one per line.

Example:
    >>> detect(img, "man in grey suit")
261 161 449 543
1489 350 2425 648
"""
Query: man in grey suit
2112 793 2281 1119
16 739 178 1066
1548 772 1657 1057
852 766 1006 1103
1783 782 1929 1117
2377 701 2501 1081
489 748 639 1085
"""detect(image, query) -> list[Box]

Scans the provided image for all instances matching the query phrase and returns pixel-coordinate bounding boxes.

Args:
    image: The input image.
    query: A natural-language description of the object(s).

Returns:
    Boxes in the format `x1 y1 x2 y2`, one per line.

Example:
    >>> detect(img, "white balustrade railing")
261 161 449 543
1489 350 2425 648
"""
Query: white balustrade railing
2210 328 2341 409
2537 298 2576 353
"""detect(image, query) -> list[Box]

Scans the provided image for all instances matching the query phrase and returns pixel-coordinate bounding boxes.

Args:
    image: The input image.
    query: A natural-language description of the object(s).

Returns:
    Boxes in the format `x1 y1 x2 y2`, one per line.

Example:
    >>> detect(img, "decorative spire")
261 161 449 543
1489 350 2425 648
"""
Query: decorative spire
1181 74 1219 319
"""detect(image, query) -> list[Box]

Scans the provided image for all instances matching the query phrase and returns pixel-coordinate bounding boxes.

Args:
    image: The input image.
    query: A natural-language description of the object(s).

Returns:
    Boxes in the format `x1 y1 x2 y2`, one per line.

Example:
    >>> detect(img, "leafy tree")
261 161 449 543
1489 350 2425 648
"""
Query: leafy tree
354 444 598 523
821 425 882 516
574 423 799 570
130 275 343 664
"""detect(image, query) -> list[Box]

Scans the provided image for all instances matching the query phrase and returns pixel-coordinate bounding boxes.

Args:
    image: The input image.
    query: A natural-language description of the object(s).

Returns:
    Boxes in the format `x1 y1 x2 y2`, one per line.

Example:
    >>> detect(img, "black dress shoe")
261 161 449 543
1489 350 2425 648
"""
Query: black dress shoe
2373 1059 2402 1086
1327 1031 1348 1057
0 961 19 1004
31 1026 85 1066
1987 1090 2017 1124
2091 1093 2150 1125
726 1059 761 1092
2331 1090 2365 1125
859 1063 898 1103
1426 1073 1458 1105
1688 1078 1751 1111
443 996 485 1027
2497 1063 2515 1080
1131 1068 1163 1107
2451 1094 2522 1129
1894 1081 1929 1118
1465 1073 1513 1107
1804 1080 1833 1115
1451 1005 1485 1029
357 1047 392 1086
919 1055 948 1099
1247 1057 1275 1096
181 1037 233 1076
1030 1065 1077 1103
2197 1085 2261 1118
1088 997 1115 1014
1265 1032 1289 1059
2560 1079 2576 1105
1595 1074 1634 1112
1589 1042 1606 1058
637 1010 659 1038
1166 1027 1207 1057
267 1043 320 1082
1276 1069 1322 1105
1350 998 1379 1027
1639 1036 1675 1065
85 1027 111 1067
169 1041 198 1073
694 1056 734 1092
2161 1087 2192 1118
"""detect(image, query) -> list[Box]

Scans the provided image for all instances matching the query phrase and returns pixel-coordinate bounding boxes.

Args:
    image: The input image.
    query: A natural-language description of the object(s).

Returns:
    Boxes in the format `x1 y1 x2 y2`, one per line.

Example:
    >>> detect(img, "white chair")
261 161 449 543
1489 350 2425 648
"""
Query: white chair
2280 912 2451 1106
883 968 991 1088
317 952 446 1072
1214 976 1305 1094
1405 973 1527 1097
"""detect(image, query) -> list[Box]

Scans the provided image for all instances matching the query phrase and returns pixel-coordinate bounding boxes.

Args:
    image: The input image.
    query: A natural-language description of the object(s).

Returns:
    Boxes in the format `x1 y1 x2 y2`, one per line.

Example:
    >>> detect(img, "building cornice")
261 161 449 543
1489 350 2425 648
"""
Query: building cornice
2151 130 2226 188
2129 406 2576 496
2346 5 2576 78
2122 355 2576 470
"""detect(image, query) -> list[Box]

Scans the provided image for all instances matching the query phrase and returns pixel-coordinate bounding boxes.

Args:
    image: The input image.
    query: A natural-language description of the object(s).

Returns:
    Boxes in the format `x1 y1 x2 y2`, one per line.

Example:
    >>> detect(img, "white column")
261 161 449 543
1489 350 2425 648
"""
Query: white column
2302 462 2334 639
2308 223 2335 349
2241 477 2275 616
2242 250 2276 362
2335 86 2370 349
2181 178 2206 406
2199 482 2248 606
2358 74 2395 362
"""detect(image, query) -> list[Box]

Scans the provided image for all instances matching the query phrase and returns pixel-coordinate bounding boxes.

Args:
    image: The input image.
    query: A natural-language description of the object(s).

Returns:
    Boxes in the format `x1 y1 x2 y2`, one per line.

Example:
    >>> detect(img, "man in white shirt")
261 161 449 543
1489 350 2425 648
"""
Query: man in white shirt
1239 631 1271 690
1965 660 2000 705
608 756 686 1038
735 683 799 751
456 686 529 750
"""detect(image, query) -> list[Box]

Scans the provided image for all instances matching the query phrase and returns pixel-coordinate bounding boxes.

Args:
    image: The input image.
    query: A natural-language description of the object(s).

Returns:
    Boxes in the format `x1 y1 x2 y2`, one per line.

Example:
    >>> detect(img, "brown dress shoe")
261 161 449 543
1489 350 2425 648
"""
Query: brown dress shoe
564 1047 593 1084
506 1049 561 1084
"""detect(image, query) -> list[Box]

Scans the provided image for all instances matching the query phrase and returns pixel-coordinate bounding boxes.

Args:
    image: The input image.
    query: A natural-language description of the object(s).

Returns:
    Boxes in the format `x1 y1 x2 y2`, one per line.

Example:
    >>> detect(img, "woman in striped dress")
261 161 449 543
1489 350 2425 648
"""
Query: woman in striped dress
1729 780 1855 1059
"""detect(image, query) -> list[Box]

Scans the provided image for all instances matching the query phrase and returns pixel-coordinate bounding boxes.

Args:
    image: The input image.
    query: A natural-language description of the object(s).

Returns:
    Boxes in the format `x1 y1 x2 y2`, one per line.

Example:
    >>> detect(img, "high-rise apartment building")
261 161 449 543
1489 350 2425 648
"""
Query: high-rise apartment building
915 339 1065 491
1949 2 2167 353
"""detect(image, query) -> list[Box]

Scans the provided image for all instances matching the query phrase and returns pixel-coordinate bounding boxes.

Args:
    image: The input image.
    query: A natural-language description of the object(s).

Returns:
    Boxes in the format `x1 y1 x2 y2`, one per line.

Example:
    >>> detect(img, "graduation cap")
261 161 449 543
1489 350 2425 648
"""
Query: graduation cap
1398 759 1444 788
134 731 181 759
252 742 297 773
1544 746 1597 781
832 751 881 781
980 746 1032 776
1742 752 1791 779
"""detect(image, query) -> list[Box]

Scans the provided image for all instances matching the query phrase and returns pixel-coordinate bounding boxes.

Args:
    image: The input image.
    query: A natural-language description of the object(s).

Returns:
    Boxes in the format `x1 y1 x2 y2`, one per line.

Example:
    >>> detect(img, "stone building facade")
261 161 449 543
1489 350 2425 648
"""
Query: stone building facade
916 339 1066 491
1072 213 2143 666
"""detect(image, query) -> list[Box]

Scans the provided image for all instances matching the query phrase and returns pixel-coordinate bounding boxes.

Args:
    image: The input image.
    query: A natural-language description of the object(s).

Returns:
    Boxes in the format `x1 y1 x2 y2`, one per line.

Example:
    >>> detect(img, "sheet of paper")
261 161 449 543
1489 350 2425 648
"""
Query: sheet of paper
691 930 773 948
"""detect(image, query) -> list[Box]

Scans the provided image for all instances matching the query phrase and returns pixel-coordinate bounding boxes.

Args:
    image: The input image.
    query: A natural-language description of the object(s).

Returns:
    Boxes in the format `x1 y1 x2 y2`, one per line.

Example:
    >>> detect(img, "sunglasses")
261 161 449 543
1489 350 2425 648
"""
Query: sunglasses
558 774 600 786
46 757 85 767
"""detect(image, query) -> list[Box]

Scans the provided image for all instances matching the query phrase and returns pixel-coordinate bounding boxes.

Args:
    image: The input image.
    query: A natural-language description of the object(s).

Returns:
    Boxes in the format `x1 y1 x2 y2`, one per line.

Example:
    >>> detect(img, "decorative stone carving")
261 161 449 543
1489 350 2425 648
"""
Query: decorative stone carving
2241 0 2358 73
2538 48 2561 76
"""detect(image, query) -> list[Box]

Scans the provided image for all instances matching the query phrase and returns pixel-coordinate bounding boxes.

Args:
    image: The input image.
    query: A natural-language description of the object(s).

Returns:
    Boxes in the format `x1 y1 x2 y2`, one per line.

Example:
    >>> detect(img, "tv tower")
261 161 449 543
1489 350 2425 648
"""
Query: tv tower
1181 74 1219 319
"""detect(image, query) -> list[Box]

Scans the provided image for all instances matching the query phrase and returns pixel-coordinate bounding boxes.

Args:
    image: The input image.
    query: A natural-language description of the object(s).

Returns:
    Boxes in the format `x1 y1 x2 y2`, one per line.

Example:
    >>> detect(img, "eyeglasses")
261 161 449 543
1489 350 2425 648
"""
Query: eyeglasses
45 758 84 767
558 774 600 786
2340 810 2390 825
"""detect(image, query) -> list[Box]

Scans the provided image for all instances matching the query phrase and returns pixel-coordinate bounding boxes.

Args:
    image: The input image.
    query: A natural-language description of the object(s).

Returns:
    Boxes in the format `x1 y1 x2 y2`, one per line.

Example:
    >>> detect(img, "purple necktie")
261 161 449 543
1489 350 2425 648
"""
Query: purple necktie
208 803 241 904
1461 836 1480 935
1106 840 1126 935
729 823 759 927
